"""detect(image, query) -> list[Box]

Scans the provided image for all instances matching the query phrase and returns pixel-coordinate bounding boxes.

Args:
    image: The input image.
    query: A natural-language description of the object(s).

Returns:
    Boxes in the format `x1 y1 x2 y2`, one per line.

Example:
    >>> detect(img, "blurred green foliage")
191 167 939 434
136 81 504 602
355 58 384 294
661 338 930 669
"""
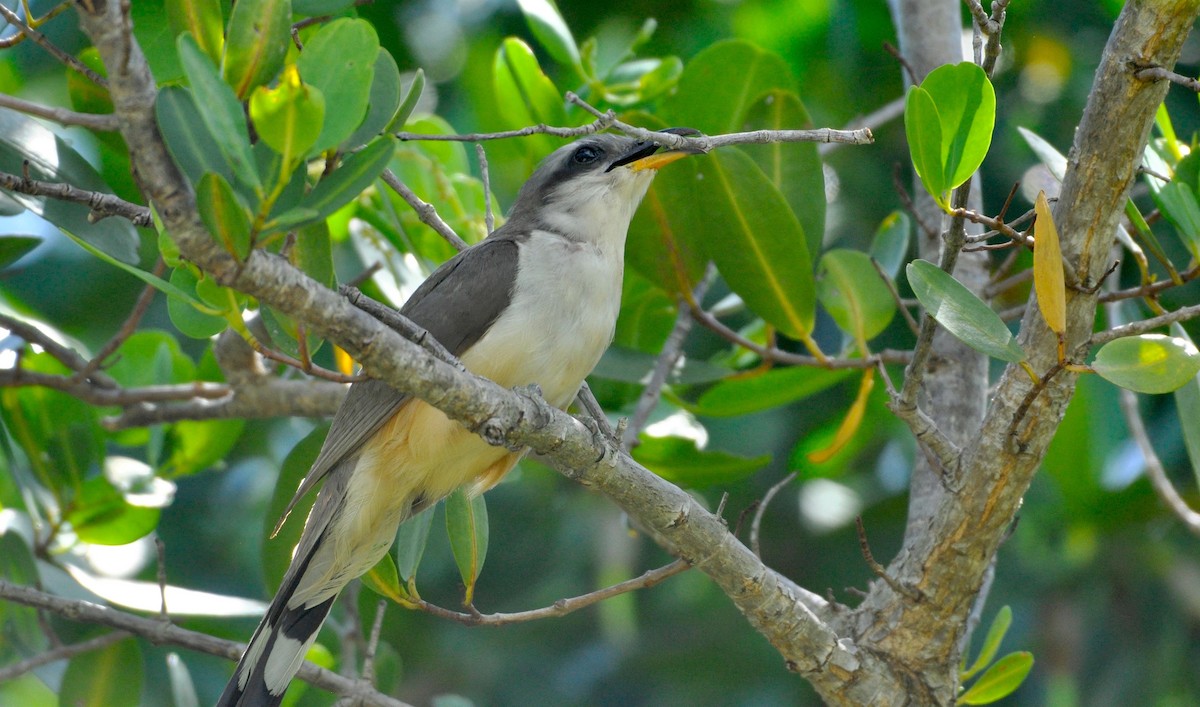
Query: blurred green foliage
1 1 1199 706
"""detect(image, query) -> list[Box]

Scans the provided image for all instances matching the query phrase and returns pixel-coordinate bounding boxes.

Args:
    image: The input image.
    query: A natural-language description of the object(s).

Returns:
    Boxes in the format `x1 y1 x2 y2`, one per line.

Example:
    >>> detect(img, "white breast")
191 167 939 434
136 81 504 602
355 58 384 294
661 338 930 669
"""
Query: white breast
461 229 625 408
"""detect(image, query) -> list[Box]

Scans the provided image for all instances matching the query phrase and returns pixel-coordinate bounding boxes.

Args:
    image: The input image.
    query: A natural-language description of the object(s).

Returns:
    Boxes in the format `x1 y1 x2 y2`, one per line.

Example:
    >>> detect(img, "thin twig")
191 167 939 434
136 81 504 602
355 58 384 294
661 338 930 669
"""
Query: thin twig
0 91 120 131
565 92 873 149
410 559 690 626
379 168 469 251
360 600 388 685
872 257 919 336
0 630 132 682
0 169 152 227
1089 302 1200 345
1119 386 1200 535
621 277 711 450
1135 65 1200 92
397 115 614 143
751 472 797 558
475 143 495 234
0 3 107 86
855 517 921 601
1100 264 1200 301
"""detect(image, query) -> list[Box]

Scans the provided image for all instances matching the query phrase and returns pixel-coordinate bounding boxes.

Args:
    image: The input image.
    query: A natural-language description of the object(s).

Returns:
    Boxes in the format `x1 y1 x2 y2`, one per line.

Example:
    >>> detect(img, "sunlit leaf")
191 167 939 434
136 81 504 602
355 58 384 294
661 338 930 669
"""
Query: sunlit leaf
166 653 200 707
269 136 396 233
664 39 793 135
249 65 326 166
904 85 946 207
386 68 425 134
681 367 850 418
516 0 581 71
445 489 488 606
493 37 566 158
959 652 1034 705
67 475 160 545
1092 334 1200 394
921 62 995 190
296 18 380 153
1032 191 1066 335
962 605 1013 681
221 0 292 99
1152 180 1200 260
907 259 1025 363
633 435 770 488
1171 325 1200 490
343 49 403 149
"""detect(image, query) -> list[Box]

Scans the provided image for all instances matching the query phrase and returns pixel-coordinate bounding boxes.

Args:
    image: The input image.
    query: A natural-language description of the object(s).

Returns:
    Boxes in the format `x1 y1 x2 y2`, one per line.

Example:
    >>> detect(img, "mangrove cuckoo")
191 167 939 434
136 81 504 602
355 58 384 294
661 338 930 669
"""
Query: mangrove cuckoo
219 131 695 706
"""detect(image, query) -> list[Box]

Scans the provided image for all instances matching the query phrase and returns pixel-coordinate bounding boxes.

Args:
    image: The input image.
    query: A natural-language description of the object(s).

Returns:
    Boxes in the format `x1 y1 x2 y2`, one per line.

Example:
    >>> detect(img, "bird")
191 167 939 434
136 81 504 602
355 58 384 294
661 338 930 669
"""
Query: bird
218 130 696 706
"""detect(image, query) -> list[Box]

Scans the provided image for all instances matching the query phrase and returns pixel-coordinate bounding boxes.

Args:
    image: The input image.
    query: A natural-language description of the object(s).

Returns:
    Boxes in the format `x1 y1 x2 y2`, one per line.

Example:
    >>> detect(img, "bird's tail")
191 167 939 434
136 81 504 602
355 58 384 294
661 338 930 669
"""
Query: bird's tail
216 540 337 707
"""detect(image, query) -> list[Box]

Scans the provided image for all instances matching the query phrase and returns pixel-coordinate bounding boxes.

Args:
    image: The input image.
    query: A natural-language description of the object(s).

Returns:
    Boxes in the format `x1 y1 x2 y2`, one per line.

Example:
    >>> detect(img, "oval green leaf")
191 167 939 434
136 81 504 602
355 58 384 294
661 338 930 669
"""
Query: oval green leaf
817 249 896 347
1171 325 1200 488
269 135 396 233
386 68 426 134
221 0 292 99
907 259 1025 362
179 33 261 192
396 506 435 583
249 65 326 164
663 39 793 135
1093 334 1200 394
445 488 489 605
67 475 161 545
167 267 229 338
962 605 1012 681
870 211 911 280
1152 180 1200 260
740 89 825 258
493 37 566 156
682 148 816 341
197 172 253 259
684 366 851 418
904 85 946 207
157 85 234 186
920 61 995 190
362 552 405 602
959 651 1033 705
166 0 224 64
296 18 380 153
343 48 403 149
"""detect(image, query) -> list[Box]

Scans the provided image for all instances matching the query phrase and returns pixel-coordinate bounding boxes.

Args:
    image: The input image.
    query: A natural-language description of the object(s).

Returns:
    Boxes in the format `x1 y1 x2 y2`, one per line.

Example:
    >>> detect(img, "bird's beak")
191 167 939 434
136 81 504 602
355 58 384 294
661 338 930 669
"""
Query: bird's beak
610 127 703 172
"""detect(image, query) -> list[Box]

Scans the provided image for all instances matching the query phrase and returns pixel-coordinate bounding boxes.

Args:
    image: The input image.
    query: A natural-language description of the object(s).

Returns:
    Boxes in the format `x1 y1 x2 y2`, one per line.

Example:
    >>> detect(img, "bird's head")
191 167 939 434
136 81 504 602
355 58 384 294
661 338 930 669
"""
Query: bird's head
507 130 699 244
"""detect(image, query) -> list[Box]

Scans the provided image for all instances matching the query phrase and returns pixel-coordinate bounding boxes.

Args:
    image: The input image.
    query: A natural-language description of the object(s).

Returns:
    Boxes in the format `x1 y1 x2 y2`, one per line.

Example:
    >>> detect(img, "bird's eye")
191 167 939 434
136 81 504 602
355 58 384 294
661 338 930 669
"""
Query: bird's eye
572 145 602 165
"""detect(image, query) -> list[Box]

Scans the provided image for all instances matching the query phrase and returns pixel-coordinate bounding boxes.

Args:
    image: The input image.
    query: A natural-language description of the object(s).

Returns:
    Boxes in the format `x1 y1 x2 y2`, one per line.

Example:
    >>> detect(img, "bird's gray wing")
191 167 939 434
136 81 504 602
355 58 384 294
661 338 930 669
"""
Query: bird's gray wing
271 234 523 534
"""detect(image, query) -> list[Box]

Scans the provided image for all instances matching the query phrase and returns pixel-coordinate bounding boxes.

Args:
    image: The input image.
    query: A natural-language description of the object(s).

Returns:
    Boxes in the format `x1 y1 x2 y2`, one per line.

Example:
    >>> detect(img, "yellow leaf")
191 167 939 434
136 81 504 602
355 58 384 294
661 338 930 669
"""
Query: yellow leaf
807 369 875 464
1033 190 1066 335
333 345 355 376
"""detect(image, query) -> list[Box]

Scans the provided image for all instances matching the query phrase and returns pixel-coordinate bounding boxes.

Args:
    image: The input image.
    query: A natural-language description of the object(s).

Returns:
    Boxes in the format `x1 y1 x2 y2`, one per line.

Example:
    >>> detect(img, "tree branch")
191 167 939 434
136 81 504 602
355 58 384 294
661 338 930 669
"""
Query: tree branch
0 169 152 227
0 91 120 131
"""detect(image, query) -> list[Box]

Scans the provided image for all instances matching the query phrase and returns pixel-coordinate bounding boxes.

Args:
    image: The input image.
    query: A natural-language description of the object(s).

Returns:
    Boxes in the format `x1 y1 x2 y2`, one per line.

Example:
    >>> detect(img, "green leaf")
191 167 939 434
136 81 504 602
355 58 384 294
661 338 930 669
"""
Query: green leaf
740 89 825 258
817 249 896 347
166 0 224 64
271 136 396 232
156 85 235 187
249 65 326 166
386 68 425 134
445 488 489 605
1171 325 1200 491
294 0 358 13
1152 180 1200 260
263 425 328 593
396 506 435 583
130 2 184 83
682 367 851 418
221 0 292 99
343 49 403 149
167 268 229 338
178 33 261 192
516 0 581 71
870 211 911 280
296 18 380 153
625 111 707 296
683 149 816 341
904 86 947 207
920 62 995 190
959 652 1034 705
664 39 794 135
60 637 142 707
67 475 160 545
493 37 566 155
0 235 40 269
633 436 770 488
962 605 1012 680
166 653 200 707
292 219 335 292
362 552 405 602
1017 126 1067 181
1092 334 1200 394
197 172 253 259
907 259 1025 362
0 110 139 264
0 530 46 656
